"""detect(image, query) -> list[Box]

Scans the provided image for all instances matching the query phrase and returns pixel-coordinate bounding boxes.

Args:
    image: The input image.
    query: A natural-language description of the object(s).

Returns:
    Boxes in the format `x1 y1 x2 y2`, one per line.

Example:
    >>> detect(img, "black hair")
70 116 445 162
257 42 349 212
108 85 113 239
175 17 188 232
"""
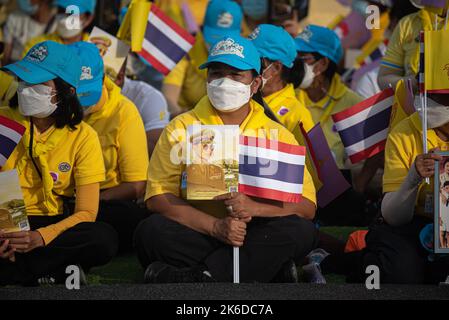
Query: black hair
390 1 419 22
52 78 83 130
444 181 449 188
444 158 449 167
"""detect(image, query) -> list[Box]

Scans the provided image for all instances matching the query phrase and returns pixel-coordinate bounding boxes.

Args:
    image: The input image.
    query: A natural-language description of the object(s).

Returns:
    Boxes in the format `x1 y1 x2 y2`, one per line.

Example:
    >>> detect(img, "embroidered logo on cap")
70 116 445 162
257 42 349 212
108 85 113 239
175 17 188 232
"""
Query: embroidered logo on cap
26 45 49 63
211 38 244 58
297 27 313 43
217 12 233 28
80 66 93 81
248 27 260 40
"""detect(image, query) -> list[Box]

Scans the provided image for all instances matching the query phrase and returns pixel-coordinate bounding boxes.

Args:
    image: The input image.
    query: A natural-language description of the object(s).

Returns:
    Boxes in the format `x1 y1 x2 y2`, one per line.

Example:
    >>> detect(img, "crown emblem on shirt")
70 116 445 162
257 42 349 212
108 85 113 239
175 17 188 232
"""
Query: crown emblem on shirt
80 66 93 81
297 27 313 43
217 12 234 28
248 27 260 40
26 45 48 63
211 38 244 58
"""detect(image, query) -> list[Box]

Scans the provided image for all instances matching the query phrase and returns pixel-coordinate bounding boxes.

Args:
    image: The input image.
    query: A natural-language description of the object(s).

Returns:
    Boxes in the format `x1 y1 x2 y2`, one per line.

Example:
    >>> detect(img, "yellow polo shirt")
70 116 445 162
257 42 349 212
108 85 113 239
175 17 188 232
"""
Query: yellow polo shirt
296 74 363 169
21 32 90 58
84 77 149 190
383 112 449 218
264 84 314 133
145 96 316 218
381 10 444 77
1 107 105 214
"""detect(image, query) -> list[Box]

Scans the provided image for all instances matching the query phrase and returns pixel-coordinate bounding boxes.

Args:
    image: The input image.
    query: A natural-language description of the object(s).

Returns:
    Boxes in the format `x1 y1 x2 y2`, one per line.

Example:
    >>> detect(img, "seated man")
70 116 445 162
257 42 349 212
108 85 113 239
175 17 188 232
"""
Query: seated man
134 35 318 283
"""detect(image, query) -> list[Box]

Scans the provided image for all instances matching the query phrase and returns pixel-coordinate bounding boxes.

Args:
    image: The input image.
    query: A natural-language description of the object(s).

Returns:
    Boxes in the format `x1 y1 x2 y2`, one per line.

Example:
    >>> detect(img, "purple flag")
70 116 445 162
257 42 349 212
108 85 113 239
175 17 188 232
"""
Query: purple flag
306 124 351 208
181 2 199 34
335 11 371 49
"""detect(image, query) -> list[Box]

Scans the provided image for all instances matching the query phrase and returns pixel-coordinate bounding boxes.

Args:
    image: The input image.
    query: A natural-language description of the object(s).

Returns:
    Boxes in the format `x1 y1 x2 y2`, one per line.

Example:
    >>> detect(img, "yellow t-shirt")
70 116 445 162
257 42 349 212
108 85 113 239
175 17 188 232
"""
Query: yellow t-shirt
0 107 105 216
383 112 449 217
381 10 444 77
84 77 149 190
21 32 90 57
264 84 315 133
145 96 317 218
296 74 363 169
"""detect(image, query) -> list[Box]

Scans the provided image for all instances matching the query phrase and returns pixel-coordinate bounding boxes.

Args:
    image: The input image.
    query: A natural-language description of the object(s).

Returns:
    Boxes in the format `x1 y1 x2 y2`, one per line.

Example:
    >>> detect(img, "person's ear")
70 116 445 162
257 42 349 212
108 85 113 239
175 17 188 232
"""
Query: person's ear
314 57 329 76
69 87 76 95
251 75 262 94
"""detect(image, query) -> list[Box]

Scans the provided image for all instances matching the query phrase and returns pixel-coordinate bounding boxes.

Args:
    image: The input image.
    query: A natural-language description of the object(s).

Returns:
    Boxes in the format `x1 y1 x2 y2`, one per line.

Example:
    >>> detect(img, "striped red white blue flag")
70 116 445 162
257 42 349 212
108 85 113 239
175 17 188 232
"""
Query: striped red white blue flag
238 136 305 203
331 88 395 164
359 39 389 67
138 4 196 75
0 116 25 168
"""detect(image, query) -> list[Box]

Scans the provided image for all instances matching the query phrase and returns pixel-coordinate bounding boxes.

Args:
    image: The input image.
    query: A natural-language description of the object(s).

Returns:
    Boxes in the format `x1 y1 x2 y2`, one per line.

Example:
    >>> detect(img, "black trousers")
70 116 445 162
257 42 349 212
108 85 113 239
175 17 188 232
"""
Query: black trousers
134 214 318 283
322 216 449 284
0 216 118 286
96 200 150 253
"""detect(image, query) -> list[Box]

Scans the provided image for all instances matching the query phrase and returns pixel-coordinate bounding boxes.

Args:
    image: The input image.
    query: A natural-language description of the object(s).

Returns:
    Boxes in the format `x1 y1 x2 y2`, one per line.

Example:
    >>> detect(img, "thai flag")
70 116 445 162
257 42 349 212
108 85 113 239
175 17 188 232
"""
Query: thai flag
331 88 395 164
238 136 305 203
138 4 196 75
0 116 25 168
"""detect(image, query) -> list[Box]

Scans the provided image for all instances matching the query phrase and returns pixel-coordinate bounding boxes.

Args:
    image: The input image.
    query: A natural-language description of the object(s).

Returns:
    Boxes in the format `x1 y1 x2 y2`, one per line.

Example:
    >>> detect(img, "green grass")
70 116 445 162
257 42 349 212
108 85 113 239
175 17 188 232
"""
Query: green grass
87 227 364 284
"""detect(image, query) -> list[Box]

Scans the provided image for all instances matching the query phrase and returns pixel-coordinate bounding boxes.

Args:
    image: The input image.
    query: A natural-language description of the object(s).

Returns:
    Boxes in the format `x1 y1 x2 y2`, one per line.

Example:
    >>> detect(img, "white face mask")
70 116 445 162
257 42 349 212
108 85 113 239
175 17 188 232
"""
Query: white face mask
18 83 58 118
416 96 449 129
56 14 83 39
207 77 253 113
261 63 273 91
299 62 317 89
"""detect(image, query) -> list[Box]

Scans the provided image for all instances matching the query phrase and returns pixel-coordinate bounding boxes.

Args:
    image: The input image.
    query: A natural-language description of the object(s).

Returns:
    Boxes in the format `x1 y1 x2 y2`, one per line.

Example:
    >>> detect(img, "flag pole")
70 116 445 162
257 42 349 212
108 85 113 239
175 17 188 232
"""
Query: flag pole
233 247 239 283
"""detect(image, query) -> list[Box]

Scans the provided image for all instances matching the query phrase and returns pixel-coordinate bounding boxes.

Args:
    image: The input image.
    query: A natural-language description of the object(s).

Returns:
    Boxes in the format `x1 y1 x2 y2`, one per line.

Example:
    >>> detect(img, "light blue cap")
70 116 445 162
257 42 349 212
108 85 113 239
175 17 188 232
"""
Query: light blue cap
3 41 81 88
203 0 243 46
68 41 104 107
199 35 261 74
249 24 297 68
56 0 97 14
295 25 343 64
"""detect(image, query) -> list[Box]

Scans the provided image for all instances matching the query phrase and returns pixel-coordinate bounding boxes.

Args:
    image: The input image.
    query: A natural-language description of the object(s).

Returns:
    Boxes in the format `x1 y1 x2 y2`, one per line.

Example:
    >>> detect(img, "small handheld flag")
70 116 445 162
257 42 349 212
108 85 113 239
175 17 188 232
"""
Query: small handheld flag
138 4 196 75
332 88 395 164
238 136 305 203
0 116 25 168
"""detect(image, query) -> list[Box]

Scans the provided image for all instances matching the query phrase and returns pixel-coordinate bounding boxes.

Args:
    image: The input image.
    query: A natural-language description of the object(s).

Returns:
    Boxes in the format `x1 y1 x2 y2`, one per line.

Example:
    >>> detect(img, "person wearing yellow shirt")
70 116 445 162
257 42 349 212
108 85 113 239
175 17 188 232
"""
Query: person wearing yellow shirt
21 0 95 58
347 93 449 284
134 35 318 283
0 41 117 286
378 1 449 90
250 24 314 134
70 42 150 253
162 0 243 116
295 25 374 226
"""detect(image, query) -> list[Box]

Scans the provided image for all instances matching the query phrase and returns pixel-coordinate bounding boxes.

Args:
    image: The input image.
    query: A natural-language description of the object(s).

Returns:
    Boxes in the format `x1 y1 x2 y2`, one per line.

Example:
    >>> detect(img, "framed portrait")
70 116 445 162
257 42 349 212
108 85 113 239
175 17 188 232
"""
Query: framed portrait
434 151 449 253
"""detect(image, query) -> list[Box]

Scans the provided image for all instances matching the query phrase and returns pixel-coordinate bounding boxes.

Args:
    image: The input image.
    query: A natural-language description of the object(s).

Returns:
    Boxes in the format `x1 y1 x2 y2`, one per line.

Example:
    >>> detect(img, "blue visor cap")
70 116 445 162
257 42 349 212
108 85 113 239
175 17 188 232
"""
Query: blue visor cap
3 40 81 88
199 35 261 74
203 0 243 46
56 0 97 14
295 24 343 64
249 24 297 68
68 41 104 107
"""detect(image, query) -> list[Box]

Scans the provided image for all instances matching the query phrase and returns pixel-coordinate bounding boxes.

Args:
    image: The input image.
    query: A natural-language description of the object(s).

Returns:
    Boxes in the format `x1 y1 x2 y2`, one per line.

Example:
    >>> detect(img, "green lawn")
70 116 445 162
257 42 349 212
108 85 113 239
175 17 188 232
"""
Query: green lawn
88 227 363 284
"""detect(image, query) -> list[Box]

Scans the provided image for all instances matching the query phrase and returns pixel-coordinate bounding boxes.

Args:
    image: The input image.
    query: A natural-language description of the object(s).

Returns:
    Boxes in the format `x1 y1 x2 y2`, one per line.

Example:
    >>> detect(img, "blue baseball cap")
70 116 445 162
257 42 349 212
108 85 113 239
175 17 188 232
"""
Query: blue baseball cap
68 41 104 107
3 41 81 88
56 0 97 14
249 24 296 68
295 25 343 64
203 0 243 46
199 35 261 74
